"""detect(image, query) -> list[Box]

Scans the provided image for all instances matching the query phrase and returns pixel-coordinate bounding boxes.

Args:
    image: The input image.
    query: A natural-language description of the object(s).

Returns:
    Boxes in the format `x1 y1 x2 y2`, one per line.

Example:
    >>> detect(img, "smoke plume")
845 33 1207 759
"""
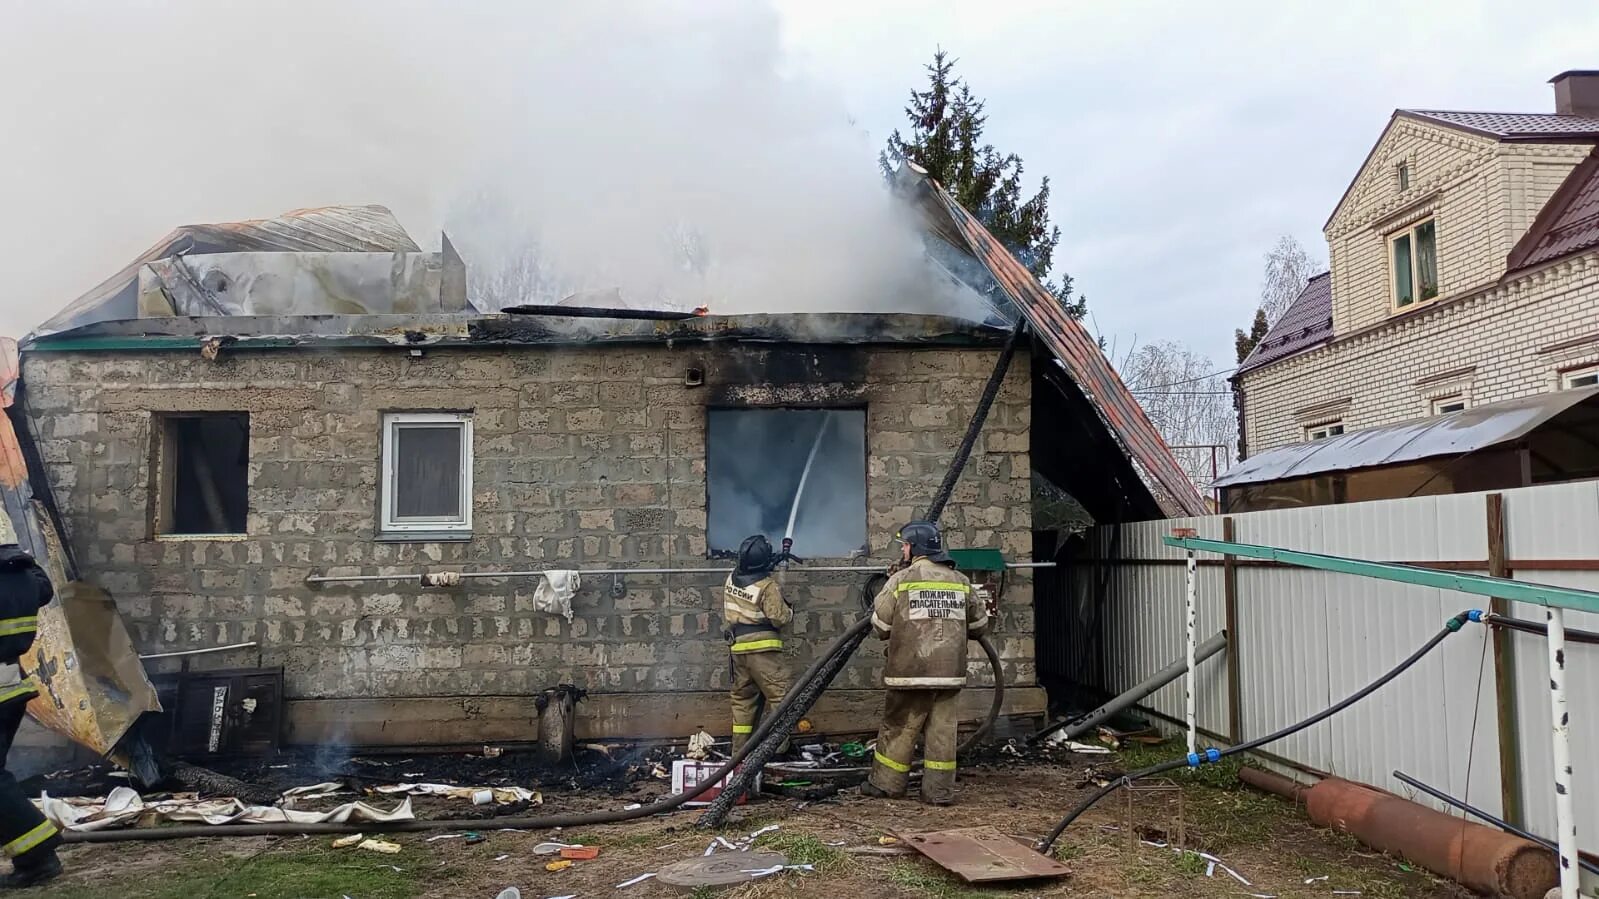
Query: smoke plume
0 1 991 337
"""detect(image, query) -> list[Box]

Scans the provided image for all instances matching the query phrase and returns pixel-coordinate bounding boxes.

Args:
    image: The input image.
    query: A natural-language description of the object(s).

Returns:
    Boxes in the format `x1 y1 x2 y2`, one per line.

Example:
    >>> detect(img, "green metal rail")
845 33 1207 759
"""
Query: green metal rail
1162 535 1599 616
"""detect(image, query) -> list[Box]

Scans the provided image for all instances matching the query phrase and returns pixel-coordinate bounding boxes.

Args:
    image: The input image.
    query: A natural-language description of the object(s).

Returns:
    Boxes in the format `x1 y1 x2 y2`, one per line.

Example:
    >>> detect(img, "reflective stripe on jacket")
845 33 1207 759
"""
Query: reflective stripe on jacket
872 558 989 688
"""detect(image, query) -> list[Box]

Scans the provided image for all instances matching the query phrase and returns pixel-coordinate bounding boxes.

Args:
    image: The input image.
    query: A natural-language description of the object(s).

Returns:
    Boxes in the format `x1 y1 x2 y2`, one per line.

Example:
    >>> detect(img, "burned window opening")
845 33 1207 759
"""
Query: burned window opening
159 413 249 535
706 408 867 558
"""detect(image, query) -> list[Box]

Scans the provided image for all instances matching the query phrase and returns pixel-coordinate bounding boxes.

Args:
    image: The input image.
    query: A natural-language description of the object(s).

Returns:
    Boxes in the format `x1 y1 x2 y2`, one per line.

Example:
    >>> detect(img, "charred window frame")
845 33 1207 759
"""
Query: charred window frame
705 407 868 558
154 413 250 537
380 412 474 535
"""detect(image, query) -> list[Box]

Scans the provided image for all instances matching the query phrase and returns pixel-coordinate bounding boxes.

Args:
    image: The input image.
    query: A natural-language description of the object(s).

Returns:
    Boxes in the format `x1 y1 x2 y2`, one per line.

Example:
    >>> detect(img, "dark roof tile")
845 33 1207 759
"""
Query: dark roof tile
1405 110 1599 139
1236 272 1333 374
1508 148 1599 272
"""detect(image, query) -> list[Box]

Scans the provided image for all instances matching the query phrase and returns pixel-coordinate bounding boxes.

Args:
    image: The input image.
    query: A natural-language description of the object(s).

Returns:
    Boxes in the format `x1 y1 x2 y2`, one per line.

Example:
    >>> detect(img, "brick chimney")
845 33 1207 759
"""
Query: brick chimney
1551 70 1599 117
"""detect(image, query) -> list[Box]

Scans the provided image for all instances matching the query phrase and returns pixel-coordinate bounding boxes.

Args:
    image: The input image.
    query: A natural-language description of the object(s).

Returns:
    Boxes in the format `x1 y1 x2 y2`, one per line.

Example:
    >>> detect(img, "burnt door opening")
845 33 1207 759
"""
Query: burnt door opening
160 413 249 535
706 408 867 557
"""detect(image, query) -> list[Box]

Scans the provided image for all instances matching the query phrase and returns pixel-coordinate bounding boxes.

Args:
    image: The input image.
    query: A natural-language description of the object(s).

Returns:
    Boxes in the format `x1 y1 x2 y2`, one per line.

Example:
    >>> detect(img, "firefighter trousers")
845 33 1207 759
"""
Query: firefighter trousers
729 650 792 752
0 697 58 869
867 688 961 804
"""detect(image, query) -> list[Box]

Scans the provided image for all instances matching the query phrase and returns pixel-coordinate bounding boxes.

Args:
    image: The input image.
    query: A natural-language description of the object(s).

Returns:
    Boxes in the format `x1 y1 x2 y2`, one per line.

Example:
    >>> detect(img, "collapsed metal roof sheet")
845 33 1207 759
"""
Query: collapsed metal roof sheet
33 205 425 338
1214 387 1599 488
894 165 1207 518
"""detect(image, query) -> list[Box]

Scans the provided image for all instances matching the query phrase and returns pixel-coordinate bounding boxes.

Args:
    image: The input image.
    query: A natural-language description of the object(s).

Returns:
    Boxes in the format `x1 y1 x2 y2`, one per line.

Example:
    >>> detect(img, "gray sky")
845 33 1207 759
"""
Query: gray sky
4 1 1598 372
774 0 1599 367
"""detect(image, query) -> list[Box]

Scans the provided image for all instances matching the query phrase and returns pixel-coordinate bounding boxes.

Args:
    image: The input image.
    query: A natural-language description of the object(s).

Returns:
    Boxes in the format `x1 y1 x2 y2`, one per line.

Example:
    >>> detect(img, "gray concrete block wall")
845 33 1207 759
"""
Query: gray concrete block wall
22 343 1034 703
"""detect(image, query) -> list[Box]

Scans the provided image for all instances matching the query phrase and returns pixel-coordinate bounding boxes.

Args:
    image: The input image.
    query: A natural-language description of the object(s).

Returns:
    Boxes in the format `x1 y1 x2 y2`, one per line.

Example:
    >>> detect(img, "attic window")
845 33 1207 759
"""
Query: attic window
706 408 867 557
1562 365 1599 389
1430 396 1468 415
1390 218 1438 309
1396 162 1411 191
157 413 250 536
1306 421 1345 441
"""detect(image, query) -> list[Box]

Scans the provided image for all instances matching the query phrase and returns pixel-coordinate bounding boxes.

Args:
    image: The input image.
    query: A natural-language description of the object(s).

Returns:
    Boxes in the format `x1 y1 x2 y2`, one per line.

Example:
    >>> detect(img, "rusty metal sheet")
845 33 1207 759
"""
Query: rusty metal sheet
898 826 1071 883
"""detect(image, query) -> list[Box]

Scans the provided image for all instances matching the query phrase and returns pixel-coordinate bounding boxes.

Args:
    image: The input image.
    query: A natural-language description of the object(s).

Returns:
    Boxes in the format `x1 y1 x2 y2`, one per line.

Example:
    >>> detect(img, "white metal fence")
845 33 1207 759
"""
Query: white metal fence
1082 480 1598 886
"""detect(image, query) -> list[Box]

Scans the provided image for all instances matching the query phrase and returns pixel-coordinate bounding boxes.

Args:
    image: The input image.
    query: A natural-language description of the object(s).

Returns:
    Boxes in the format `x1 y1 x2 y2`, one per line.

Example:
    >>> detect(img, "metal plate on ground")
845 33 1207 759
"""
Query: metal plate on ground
656 850 789 888
897 826 1071 883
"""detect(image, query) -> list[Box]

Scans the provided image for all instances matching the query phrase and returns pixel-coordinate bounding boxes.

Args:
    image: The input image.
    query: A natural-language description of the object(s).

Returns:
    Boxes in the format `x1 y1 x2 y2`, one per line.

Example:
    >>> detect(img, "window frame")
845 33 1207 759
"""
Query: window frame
1560 365 1599 390
1306 421 1346 441
1430 396 1468 415
153 411 252 539
379 411 474 535
1396 161 1411 192
1388 217 1440 312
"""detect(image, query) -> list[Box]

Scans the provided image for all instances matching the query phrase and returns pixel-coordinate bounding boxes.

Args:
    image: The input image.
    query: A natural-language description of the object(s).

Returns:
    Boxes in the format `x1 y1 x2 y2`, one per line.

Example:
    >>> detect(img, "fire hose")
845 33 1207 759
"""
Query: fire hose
64 316 1028 843
1034 610 1485 853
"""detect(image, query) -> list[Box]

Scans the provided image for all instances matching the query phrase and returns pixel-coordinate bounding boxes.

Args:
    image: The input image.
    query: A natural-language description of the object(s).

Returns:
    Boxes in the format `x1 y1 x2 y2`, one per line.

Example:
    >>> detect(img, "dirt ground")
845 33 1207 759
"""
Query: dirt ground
27 742 1472 899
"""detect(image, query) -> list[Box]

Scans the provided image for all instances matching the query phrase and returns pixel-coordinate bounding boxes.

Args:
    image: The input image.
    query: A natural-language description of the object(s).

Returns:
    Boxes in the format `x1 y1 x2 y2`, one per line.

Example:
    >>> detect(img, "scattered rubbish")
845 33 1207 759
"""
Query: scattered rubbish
427 834 466 843
839 742 868 761
899 827 1071 884
332 834 364 848
465 832 486 845
533 842 579 855
376 865 403 873
373 783 541 805
616 872 657 887
672 760 755 807
1305 875 1330 884
878 836 900 845
742 863 815 878
544 859 573 873
623 803 642 810
559 846 600 860
494 854 509 862
494 889 520 899
657 850 790 888
358 839 402 854
482 746 503 758
35 787 415 831
685 730 716 760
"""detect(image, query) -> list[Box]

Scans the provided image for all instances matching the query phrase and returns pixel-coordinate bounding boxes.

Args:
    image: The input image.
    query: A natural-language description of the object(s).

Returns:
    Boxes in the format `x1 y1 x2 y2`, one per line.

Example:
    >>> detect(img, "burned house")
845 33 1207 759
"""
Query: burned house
13 177 1200 751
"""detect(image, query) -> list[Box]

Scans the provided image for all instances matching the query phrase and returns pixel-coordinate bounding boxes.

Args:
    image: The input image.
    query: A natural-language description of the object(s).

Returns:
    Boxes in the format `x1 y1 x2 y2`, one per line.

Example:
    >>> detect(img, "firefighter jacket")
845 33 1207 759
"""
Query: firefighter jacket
0 547 52 707
722 575 791 654
871 557 989 688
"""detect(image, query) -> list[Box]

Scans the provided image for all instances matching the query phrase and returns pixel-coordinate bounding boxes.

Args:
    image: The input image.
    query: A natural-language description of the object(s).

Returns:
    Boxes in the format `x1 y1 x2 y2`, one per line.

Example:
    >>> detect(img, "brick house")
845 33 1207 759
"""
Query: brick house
11 178 1199 749
1226 71 1599 510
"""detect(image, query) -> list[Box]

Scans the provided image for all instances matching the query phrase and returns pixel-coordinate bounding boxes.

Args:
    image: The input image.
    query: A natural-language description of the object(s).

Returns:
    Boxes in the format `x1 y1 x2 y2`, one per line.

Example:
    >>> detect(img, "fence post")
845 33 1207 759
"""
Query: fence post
1485 493 1523 828
1173 527 1199 759
1546 606 1579 899
1223 517 1241 744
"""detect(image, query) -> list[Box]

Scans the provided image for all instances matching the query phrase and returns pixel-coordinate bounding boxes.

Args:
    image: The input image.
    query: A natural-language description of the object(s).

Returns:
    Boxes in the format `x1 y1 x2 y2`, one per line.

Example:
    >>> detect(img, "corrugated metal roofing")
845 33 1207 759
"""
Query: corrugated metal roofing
34 205 421 337
1213 387 1599 487
1506 147 1599 272
895 166 1207 518
1236 272 1332 374
1403 110 1599 139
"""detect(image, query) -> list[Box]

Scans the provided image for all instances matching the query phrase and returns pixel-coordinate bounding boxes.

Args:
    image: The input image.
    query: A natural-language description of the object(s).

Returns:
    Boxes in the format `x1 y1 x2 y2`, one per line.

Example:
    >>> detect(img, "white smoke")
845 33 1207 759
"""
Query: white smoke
0 1 991 335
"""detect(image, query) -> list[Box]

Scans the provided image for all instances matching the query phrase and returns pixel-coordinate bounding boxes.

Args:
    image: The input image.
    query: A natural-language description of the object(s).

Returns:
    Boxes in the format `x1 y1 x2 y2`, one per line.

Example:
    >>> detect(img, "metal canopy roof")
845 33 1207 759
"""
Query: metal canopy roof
1214 387 1599 488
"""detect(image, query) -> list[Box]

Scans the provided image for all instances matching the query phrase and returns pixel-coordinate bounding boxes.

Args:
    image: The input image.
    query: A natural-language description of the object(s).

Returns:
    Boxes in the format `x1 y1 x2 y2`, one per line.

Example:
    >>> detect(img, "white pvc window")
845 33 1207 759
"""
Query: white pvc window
1430 396 1468 415
1306 422 1345 441
381 413 473 533
1561 365 1599 389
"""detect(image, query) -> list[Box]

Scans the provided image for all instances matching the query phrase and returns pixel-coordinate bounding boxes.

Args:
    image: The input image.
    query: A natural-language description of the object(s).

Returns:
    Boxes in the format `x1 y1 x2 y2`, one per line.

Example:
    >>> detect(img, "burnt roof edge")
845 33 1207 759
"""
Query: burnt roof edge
20 312 1011 353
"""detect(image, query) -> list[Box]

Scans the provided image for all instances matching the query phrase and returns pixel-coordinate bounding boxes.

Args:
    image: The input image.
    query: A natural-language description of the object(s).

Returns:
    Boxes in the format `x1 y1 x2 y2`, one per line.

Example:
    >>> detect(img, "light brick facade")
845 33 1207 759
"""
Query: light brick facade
20 341 1038 737
1239 115 1599 454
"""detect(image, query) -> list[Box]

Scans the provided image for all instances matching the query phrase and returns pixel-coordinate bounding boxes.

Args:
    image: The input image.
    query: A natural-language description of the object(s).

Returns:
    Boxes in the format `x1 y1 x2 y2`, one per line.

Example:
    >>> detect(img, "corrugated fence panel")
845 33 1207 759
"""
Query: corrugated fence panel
1503 481 1599 864
1084 484 1599 831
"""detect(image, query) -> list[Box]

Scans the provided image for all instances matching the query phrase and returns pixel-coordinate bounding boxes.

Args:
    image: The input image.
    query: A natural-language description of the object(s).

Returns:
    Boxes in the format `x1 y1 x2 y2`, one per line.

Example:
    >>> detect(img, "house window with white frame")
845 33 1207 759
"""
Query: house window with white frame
380 412 473 534
1306 421 1345 441
1562 365 1599 389
1390 218 1438 310
1430 395 1467 415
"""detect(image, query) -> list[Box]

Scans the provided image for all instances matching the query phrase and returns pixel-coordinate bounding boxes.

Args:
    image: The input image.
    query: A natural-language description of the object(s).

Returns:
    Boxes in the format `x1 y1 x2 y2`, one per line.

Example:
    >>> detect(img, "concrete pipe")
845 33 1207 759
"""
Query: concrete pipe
1301 777 1556 899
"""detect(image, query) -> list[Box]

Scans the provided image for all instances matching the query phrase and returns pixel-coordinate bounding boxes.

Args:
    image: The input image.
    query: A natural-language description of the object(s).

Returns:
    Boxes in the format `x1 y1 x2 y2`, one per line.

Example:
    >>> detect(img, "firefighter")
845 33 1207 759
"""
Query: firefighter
0 545 60 886
860 520 988 806
723 535 793 752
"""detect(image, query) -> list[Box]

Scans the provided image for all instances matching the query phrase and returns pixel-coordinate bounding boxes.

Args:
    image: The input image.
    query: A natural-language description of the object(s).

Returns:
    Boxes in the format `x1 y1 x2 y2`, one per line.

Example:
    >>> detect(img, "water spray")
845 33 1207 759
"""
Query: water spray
780 411 832 567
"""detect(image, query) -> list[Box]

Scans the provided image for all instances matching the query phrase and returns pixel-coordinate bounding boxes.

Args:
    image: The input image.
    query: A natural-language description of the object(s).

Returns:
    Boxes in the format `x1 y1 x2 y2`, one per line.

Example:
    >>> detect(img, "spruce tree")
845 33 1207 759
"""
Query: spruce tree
881 50 1086 318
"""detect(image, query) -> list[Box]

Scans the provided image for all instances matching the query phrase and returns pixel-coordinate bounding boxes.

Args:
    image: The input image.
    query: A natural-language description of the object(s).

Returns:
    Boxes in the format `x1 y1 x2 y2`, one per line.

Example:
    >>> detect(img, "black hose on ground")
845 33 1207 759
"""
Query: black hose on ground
1034 610 1481 853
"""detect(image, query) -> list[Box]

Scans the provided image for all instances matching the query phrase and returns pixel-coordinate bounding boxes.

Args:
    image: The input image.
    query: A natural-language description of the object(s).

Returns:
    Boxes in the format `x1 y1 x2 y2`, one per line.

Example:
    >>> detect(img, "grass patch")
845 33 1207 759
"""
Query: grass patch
39 847 416 899
754 831 850 873
1109 739 1298 851
597 830 663 851
1173 849 1206 876
884 861 997 899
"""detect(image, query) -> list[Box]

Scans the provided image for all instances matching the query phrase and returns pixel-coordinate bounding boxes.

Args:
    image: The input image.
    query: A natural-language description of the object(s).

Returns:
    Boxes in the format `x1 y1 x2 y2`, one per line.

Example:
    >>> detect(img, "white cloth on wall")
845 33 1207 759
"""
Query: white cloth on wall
532 571 580 622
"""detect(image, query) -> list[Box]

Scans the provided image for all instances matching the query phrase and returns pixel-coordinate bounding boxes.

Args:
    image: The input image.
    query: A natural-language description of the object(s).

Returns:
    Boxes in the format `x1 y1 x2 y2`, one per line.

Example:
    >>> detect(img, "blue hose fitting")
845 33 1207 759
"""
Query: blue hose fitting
1185 748 1222 767
1467 609 1485 623
1186 752 1201 767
